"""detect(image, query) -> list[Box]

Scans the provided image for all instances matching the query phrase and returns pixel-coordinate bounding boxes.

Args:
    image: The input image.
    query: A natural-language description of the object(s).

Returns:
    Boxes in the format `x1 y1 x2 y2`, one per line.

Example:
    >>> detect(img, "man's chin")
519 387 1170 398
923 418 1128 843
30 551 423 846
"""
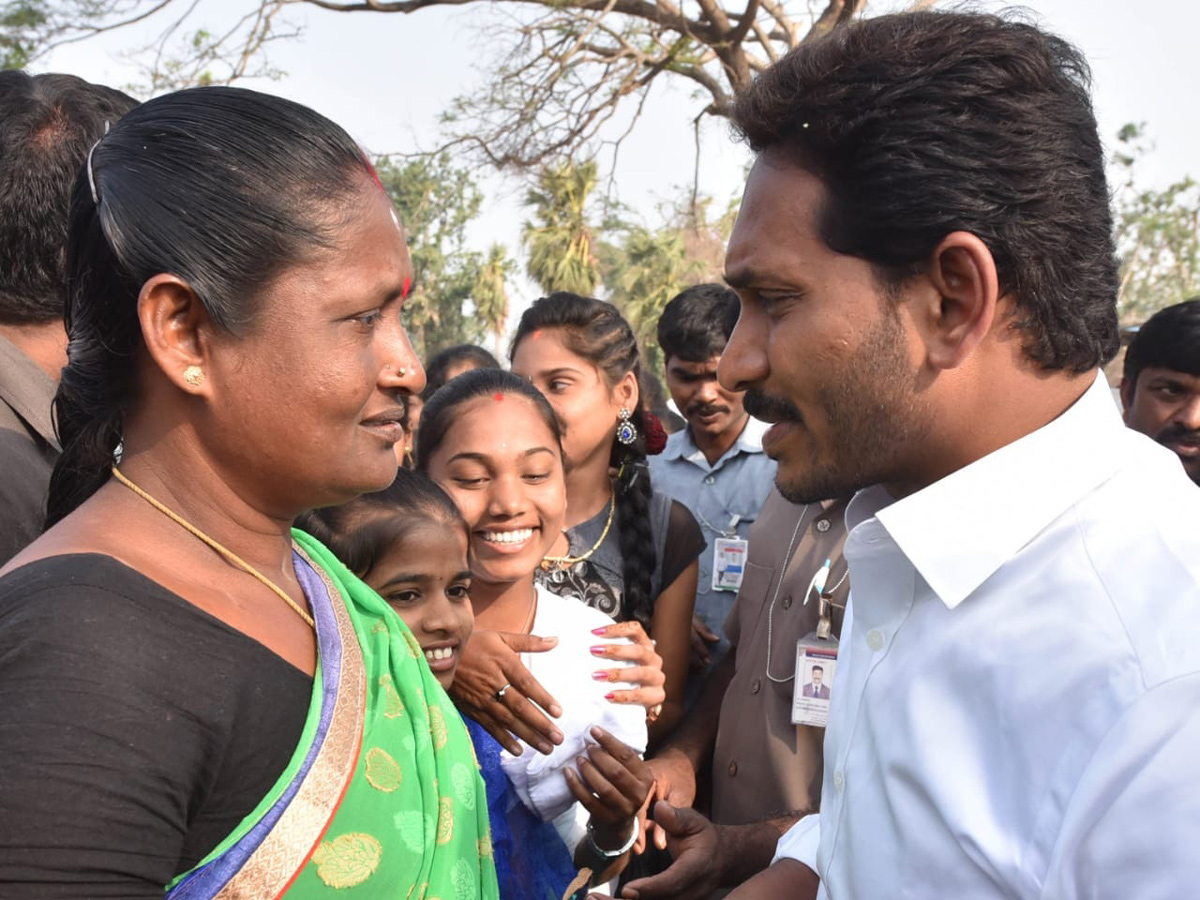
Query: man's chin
688 413 735 437
773 453 864 506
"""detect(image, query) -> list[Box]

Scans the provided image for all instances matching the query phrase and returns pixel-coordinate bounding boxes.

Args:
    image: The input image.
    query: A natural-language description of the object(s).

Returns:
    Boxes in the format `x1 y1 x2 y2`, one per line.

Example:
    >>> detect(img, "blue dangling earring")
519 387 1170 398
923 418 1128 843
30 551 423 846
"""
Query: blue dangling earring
616 407 638 446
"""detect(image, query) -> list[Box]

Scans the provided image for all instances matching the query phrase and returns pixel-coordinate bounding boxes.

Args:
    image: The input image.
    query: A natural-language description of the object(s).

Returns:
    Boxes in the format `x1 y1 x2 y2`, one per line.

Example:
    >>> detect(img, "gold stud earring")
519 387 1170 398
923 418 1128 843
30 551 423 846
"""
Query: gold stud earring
183 365 204 387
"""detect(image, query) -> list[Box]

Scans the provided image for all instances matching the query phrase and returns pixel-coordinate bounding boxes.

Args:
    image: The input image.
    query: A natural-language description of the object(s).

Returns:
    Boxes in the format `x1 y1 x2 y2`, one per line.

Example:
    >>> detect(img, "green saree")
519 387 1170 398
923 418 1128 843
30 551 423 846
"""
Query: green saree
166 530 499 899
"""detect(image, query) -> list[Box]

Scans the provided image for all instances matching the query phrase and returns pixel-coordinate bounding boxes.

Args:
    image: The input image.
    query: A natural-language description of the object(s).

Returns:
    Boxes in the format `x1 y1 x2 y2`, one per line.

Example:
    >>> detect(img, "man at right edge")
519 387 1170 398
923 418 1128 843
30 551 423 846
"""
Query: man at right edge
620 10 1200 900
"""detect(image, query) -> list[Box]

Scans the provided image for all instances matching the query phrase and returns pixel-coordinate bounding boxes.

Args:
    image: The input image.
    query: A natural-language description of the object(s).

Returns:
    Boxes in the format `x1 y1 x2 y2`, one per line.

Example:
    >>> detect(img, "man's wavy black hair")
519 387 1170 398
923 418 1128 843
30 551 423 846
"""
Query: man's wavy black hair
731 9 1120 373
1123 299 1200 388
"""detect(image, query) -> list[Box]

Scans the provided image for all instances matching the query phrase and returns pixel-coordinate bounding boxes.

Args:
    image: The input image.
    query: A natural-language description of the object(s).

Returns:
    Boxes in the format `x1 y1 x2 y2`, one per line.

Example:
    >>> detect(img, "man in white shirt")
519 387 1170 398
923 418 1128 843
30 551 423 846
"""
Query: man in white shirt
624 10 1200 900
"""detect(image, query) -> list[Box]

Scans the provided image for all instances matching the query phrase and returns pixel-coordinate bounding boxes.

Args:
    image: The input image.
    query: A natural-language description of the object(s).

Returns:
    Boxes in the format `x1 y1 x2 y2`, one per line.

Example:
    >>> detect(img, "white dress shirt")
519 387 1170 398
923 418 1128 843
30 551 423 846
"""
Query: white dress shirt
774 373 1200 898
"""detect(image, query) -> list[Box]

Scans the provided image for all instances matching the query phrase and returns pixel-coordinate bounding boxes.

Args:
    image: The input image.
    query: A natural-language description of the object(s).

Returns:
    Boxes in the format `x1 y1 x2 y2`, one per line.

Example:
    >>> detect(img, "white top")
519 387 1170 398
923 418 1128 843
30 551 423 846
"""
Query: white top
774 373 1200 898
500 584 648 827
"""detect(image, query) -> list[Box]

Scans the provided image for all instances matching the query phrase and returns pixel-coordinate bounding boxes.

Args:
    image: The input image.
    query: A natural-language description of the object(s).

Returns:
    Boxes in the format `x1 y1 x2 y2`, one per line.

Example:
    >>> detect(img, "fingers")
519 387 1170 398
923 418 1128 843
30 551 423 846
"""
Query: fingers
499 630 560 653
493 688 564 754
603 687 668 706
591 663 665 687
499 653 563 719
633 797 650 854
585 735 651 803
591 641 663 666
591 620 651 643
689 627 712 669
566 728 653 823
693 616 720 643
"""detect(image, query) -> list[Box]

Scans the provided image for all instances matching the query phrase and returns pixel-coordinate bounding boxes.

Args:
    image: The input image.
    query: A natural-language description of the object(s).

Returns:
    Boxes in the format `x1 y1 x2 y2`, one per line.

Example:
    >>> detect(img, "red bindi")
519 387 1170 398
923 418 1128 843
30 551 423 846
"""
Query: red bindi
532 329 542 340
493 393 505 402
360 150 385 191
402 276 412 299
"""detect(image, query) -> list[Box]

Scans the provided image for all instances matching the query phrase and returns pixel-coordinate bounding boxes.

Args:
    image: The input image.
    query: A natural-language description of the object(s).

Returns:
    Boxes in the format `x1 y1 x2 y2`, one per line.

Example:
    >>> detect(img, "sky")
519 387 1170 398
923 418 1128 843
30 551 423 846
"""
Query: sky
37 0 1200 333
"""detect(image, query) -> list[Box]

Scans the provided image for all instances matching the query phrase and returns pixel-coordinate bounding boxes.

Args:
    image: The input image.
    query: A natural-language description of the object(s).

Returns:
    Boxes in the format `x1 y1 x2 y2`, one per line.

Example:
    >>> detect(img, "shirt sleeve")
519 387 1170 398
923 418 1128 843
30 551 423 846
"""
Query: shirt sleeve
0 429 50 565
1042 672 1200 899
659 500 706 590
772 813 821 869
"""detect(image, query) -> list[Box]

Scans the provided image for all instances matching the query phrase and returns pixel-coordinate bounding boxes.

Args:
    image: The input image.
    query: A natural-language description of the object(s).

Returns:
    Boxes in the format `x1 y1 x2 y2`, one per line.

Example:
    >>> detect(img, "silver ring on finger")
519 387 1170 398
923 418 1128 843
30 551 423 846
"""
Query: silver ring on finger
494 683 512 702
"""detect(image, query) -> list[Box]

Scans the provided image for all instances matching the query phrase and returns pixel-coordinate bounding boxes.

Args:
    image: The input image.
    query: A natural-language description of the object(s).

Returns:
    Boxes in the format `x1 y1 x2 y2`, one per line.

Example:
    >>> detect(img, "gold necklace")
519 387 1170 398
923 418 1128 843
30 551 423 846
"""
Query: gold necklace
541 490 615 571
111 465 316 629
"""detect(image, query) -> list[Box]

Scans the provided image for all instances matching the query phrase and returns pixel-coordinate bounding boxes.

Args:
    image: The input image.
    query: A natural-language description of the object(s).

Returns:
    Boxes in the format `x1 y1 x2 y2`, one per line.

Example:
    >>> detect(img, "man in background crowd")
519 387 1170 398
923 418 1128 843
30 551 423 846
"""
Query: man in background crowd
635 489 850 899
1121 298 1200 485
0 71 136 563
649 284 776 675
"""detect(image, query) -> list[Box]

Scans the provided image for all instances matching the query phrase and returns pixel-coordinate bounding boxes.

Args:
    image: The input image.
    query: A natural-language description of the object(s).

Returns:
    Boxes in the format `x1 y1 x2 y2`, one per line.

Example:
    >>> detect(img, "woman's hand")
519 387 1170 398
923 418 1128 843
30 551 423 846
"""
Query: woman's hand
450 630 564 755
589 621 666 712
565 726 655 851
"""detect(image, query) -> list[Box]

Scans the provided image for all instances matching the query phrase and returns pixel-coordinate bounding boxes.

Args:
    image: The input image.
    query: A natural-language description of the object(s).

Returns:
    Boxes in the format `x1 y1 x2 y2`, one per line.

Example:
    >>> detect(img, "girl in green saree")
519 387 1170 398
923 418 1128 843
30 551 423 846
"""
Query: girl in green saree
0 86 497 899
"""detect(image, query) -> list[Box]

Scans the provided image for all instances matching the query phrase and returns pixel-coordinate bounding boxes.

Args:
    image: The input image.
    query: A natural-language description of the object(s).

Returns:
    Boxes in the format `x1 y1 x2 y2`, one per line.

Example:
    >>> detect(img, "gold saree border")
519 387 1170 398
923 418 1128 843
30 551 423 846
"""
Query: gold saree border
215 546 367 900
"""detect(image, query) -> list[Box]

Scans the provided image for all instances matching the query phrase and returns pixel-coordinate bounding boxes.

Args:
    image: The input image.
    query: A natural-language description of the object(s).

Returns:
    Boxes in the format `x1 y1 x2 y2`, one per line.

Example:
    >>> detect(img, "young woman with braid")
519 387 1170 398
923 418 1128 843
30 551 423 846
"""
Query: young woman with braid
465 293 702 746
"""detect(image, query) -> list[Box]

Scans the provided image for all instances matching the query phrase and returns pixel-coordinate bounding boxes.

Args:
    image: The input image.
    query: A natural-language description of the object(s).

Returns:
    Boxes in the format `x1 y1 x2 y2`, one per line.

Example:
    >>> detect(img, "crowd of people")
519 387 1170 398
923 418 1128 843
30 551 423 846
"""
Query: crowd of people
0 8 1198 900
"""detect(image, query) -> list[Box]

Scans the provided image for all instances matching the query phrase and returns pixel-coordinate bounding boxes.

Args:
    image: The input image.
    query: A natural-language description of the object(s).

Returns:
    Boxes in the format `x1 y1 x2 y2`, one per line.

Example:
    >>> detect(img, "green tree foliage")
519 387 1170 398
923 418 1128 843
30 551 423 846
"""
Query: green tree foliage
1111 124 1200 324
599 193 737 372
2 0 52 68
522 159 601 296
375 153 490 358
472 243 516 358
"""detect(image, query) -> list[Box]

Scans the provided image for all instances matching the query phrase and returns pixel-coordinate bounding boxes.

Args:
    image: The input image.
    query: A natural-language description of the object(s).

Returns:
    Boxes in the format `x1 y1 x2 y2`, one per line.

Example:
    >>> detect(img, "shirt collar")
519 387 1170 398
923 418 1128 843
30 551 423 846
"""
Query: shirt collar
849 373 1123 610
660 416 769 466
0 333 59 449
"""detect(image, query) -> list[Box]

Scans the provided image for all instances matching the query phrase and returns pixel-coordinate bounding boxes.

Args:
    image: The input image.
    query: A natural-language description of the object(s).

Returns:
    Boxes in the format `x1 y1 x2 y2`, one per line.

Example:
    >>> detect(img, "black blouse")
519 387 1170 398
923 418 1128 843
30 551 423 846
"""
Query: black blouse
0 554 311 898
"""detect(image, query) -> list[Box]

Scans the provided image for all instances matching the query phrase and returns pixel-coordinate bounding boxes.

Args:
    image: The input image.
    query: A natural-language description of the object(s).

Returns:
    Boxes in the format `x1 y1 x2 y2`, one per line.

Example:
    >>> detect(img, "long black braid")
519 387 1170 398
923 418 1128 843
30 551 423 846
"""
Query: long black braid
511 292 656 628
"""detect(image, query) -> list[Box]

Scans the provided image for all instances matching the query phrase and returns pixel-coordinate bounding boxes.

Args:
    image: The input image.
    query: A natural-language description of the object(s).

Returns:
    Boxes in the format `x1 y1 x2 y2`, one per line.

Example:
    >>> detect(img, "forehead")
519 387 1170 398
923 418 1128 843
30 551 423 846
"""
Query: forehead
444 395 559 452
667 356 722 374
511 328 590 374
725 154 828 286
263 180 411 310
374 518 468 573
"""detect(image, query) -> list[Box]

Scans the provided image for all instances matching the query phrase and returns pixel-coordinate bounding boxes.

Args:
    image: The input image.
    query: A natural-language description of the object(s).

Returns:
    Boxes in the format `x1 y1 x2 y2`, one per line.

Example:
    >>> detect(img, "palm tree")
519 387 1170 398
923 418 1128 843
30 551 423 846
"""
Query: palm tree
522 160 600 296
473 243 515 358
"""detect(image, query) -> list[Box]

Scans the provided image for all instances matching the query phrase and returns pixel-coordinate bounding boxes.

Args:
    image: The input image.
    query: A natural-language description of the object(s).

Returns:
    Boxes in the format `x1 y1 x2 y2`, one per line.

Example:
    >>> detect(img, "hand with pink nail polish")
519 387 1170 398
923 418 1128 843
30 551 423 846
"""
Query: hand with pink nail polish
589 621 665 714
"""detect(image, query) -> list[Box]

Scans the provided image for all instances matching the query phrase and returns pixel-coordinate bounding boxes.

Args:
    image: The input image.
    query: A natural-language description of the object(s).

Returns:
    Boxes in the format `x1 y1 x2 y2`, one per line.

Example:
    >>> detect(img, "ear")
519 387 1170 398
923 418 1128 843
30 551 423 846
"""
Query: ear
1119 376 1134 420
136 274 214 396
909 231 1000 371
612 369 640 412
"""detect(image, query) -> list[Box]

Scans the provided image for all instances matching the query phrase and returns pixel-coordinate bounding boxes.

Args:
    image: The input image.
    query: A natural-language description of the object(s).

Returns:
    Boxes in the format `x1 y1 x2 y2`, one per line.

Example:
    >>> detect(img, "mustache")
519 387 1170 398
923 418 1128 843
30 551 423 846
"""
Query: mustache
743 389 802 423
1156 423 1200 447
686 401 730 418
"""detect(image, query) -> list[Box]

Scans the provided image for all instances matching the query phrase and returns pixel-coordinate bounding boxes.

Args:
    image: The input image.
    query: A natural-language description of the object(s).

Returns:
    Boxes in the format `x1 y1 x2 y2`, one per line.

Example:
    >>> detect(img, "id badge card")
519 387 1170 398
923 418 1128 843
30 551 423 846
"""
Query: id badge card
791 633 839 726
711 537 748 592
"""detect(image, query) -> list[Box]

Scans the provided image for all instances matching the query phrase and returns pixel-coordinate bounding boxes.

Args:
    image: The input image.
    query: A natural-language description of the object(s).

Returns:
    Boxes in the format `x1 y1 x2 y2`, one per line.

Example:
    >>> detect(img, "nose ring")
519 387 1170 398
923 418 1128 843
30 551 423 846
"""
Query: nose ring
396 366 407 377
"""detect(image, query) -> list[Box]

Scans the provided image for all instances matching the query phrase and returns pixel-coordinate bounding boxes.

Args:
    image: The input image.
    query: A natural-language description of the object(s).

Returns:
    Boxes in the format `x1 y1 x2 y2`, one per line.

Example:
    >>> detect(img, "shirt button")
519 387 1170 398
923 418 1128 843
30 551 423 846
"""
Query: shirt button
728 761 738 777
833 770 844 791
867 629 885 652
781 595 793 610
816 519 831 533
751 678 762 694
703 475 716 485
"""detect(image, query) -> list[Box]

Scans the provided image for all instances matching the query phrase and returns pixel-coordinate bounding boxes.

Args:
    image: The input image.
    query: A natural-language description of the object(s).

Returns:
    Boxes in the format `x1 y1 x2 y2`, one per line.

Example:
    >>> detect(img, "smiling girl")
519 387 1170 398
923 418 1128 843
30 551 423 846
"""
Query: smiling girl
416 369 658 893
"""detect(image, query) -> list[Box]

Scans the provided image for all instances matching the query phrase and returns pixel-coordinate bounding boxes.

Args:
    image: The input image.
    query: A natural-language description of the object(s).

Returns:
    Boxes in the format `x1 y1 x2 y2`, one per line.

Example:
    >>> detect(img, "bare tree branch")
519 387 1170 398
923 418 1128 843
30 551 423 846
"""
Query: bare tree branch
19 0 888 166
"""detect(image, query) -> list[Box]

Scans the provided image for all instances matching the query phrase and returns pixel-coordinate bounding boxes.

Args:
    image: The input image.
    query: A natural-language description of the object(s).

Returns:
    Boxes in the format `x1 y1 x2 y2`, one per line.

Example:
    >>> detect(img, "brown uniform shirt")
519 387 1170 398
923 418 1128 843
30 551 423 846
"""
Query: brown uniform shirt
711 489 849 826
0 335 59 564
